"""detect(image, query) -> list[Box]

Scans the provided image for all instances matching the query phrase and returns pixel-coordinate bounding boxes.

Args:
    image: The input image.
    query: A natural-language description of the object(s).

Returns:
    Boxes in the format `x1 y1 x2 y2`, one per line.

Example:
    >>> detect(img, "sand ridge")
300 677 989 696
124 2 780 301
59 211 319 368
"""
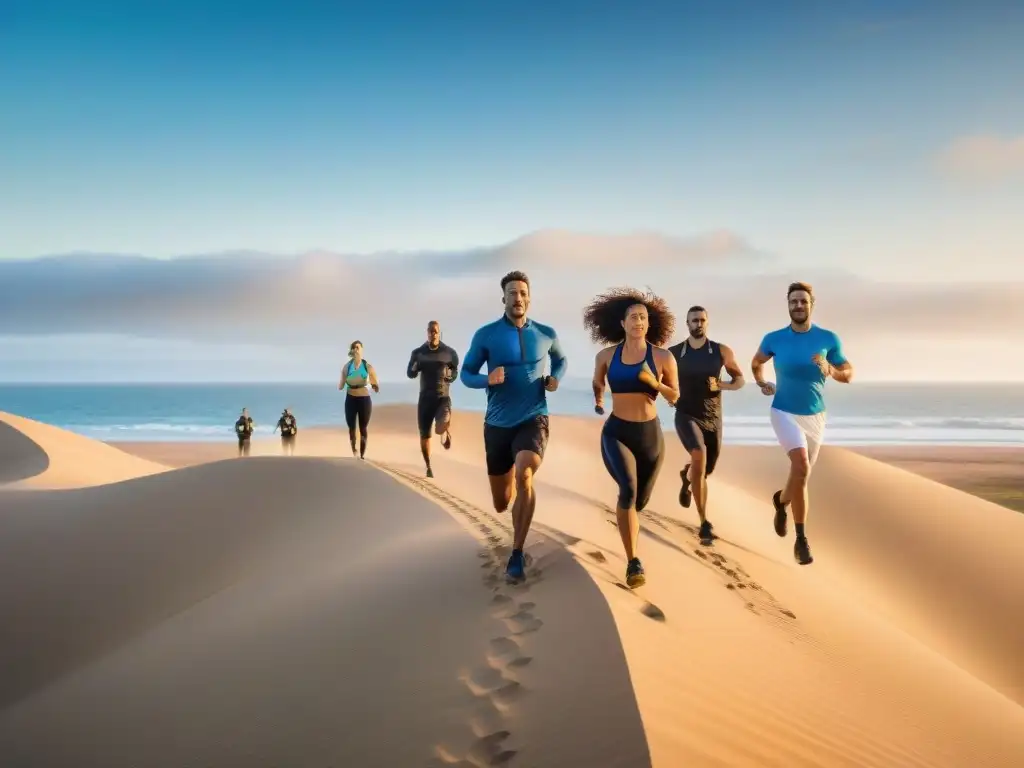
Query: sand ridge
1 405 1023 766
0 410 168 489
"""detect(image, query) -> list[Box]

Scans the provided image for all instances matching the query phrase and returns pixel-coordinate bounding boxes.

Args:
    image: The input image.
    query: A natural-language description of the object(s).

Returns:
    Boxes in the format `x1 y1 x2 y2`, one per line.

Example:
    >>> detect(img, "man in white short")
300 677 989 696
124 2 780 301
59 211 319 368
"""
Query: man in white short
750 281 854 565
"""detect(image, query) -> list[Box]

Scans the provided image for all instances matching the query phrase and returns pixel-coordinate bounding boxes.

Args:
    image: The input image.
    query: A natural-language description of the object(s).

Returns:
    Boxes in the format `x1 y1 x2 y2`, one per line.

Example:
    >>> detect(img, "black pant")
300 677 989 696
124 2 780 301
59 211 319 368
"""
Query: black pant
600 414 664 511
674 413 722 475
345 393 372 457
483 415 549 476
237 437 251 456
281 435 296 455
417 395 451 439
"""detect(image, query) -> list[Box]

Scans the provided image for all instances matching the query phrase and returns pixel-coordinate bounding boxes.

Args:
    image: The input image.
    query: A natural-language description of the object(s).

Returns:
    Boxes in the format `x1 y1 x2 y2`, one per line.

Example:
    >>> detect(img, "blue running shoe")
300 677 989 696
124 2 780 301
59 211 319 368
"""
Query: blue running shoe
505 549 525 583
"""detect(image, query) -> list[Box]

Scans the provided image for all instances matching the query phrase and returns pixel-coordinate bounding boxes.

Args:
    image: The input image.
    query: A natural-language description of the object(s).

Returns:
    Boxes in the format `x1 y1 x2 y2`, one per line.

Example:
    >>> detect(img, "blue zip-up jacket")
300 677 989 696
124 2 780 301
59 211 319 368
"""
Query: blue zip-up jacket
460 315 568 428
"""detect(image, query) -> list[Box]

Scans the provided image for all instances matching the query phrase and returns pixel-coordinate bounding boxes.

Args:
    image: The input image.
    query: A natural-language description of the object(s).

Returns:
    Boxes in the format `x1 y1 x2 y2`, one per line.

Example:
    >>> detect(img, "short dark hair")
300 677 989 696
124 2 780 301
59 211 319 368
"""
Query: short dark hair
582 287 675 347
500 270 530 292
787 281 813 299
427 320 439 328
687 305 706 315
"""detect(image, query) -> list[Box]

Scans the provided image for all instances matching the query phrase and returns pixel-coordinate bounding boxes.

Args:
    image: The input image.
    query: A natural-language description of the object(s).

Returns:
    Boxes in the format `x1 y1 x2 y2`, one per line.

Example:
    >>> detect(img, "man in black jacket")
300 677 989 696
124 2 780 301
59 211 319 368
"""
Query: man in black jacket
407 320 460 478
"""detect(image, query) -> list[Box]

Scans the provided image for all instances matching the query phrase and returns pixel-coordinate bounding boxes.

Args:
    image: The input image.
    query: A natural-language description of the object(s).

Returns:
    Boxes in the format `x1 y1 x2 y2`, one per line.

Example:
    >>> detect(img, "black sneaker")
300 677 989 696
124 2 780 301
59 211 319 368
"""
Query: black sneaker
426 466 434 478
772 490 788 537
794 536 813 565
442 431 452 450
679 465 692 508
625 558 646 588
698 519 714 546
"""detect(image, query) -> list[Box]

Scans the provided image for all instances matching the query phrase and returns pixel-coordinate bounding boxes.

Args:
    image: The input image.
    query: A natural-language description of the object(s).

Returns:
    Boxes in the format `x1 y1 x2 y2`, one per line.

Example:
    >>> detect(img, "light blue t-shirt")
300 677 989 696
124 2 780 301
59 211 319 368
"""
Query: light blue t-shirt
758 324 848 416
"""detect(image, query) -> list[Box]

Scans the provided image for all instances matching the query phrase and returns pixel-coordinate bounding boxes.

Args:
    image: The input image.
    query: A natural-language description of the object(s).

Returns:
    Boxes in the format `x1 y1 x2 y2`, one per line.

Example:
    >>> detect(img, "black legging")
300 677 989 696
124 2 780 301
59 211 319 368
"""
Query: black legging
600 414 664 511
345 393 373 457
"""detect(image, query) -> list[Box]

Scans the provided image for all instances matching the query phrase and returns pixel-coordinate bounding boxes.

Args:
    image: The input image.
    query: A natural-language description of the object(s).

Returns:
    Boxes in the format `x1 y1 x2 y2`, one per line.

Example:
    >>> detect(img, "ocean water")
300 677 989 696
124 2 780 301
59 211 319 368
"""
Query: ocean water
2 381 1022 446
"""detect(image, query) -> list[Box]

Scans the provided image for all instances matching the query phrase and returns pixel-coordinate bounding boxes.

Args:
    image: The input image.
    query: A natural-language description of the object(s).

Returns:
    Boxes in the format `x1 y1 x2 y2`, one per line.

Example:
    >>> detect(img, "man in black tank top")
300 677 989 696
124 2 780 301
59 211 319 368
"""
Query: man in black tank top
667 306 745 544
407 320 460 477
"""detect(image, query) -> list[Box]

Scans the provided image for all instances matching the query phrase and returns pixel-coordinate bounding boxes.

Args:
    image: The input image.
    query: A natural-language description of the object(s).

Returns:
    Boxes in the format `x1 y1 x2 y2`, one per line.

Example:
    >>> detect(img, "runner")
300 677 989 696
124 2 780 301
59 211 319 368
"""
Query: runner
750 282 854 564
667 306 745 545
460 270 567 584
234 408 254 457
338 340 380 459
274 408 298 455
585 288 679 588
407 320 460 477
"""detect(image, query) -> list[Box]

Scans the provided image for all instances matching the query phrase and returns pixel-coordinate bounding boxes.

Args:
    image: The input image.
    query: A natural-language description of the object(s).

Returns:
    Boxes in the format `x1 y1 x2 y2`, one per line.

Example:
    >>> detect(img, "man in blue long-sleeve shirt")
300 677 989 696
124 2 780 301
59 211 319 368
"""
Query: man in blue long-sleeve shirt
460 270 568 583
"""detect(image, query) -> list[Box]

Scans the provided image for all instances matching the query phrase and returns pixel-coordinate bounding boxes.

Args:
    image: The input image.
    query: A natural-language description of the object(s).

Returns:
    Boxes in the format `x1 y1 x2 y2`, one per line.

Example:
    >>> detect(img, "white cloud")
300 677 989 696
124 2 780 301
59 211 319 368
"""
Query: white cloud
937 134 1024 183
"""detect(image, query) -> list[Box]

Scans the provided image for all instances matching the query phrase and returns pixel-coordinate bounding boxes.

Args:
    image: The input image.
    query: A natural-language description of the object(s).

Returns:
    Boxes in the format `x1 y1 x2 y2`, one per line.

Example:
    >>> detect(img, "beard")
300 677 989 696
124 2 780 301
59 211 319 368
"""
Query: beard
689 328 706 339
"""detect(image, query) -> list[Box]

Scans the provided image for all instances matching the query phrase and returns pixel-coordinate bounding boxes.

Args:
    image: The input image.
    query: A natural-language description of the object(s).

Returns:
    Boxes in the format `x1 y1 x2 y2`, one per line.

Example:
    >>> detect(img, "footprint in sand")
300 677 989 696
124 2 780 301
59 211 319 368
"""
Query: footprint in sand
577 548 668 622
503 608 544 636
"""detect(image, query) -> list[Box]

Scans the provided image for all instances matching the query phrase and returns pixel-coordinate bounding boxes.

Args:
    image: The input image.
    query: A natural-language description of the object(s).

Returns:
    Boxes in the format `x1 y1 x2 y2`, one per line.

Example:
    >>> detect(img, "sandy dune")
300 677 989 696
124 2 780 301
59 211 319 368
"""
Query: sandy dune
2 405 1023 766
0 411 167 489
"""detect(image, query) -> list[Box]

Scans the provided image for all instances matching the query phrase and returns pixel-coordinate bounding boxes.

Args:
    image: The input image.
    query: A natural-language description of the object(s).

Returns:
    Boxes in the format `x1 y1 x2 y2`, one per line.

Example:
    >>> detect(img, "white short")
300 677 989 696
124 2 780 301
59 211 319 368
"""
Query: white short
770 408 827 467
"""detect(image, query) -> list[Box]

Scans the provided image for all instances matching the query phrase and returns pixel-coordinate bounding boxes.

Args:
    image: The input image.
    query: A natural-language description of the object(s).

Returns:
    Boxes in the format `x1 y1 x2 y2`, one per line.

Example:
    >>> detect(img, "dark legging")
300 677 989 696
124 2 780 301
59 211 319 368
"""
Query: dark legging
600 414 664 511
345 393 373 457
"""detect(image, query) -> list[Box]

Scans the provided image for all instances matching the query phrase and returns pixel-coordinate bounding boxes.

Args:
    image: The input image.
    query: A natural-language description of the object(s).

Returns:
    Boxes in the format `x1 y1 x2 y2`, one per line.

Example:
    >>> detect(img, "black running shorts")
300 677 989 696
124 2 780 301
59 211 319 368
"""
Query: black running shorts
417 395 452 439
674 413 722 476
483 414 549 476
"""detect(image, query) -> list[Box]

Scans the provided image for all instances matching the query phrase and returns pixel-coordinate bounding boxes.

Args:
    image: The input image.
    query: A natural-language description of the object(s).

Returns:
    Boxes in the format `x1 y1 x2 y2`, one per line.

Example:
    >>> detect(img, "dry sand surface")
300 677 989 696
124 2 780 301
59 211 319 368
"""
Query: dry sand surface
2 405 1024 767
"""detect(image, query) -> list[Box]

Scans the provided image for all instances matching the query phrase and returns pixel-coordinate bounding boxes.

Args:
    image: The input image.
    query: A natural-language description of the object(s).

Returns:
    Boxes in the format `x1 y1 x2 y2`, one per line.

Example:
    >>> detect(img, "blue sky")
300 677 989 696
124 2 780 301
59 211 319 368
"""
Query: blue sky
2 1 1023 281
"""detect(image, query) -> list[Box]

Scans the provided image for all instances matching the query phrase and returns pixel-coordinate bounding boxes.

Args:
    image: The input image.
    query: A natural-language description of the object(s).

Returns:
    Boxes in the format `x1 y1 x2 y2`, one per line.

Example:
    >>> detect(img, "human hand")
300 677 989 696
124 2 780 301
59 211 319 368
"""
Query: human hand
488 366 505 386
708 377 719 392
544 375 559 392
638 362 659 388
594 403 605 415
758 380 776 396
372 383 380 393
812 353 832 378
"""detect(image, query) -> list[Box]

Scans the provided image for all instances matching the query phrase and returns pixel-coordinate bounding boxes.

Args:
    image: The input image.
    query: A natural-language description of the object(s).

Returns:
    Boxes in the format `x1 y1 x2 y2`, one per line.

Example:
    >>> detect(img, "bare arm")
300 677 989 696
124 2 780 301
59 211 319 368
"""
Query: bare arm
367 363 380 391
830 361 854 383
751 348 772 386
825 334 853 383
656 349 680 405
719 344 746 391
592 348 611 411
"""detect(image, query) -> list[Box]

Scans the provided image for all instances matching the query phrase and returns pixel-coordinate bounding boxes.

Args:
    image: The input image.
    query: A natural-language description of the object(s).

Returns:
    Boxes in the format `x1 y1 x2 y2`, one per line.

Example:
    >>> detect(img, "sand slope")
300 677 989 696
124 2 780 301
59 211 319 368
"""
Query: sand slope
0 452 650 767
3 408 1024 766
0 411 167 489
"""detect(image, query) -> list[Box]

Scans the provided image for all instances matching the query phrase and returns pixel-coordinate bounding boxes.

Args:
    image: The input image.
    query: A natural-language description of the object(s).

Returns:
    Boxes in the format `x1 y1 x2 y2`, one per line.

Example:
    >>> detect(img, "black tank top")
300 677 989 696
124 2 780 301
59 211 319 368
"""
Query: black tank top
668 339 723 429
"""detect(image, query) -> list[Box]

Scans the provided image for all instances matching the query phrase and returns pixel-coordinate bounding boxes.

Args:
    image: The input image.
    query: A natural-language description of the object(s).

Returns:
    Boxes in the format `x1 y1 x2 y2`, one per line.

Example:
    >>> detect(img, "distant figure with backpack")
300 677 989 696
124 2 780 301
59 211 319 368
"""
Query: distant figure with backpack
235 408 255 457
274 408 298 455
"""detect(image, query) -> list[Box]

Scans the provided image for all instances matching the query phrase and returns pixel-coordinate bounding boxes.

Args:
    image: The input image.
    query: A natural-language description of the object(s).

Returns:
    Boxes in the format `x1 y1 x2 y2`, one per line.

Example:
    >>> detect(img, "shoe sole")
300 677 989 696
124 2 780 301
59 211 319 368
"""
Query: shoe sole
679 467 692 508
626 574 646 588
772 491 788 537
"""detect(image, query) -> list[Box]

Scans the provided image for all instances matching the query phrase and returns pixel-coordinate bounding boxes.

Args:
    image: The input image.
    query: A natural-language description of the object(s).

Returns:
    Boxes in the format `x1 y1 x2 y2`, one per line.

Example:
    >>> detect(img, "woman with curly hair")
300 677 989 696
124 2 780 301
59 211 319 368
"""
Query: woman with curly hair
584 288 680 588
338 339 380 459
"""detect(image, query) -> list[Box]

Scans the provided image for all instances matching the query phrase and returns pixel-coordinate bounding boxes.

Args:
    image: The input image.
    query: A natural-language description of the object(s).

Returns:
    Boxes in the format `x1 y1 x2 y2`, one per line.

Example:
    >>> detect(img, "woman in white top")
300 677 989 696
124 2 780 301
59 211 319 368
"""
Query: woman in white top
339 339 380 458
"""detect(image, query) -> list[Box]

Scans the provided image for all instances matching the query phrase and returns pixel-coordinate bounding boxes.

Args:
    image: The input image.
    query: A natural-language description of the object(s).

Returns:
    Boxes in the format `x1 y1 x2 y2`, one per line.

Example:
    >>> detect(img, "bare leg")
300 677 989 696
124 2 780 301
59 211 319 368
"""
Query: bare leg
435 415 451 450
779 448 811 523
616 504 639 560
688 448 708 523
511 450 542 551
488 470 514 515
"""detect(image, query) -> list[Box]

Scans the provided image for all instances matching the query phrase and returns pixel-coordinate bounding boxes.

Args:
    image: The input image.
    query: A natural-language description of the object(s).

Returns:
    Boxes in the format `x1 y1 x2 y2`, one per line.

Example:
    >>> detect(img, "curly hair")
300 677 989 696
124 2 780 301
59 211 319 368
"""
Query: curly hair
582 287 675 347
